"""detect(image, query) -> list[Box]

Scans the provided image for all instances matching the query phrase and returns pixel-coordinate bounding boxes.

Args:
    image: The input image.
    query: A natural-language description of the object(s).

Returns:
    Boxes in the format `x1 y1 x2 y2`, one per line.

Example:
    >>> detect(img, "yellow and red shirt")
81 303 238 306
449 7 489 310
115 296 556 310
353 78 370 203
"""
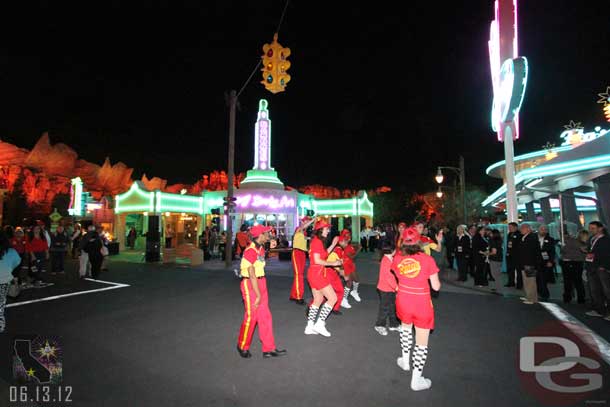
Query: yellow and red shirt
292 229 307 251
391 252 439 295
240 243 266 278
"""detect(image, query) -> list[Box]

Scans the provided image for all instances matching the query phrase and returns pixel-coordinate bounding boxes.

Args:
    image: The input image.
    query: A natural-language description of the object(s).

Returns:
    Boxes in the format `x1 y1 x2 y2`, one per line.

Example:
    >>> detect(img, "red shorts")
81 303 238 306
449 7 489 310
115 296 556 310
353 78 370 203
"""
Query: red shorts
307 265 331 290
396 293 435 329
343 261 355 276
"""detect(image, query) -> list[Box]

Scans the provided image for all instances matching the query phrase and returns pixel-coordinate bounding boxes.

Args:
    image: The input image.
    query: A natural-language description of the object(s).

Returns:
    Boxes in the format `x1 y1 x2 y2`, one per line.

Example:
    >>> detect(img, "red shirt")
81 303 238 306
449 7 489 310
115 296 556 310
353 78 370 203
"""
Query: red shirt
243 244 264 264
342 244 356 274
309 237 328 262
391 252 439 295
10 237 27 254
26 237 48 253
377 254 398 292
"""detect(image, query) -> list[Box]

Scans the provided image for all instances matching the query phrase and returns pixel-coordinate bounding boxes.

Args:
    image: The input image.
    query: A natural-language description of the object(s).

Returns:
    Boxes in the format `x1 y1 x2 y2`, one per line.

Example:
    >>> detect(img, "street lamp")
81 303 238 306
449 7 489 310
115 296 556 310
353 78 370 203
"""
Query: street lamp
435 168 444 184
433 155 466 224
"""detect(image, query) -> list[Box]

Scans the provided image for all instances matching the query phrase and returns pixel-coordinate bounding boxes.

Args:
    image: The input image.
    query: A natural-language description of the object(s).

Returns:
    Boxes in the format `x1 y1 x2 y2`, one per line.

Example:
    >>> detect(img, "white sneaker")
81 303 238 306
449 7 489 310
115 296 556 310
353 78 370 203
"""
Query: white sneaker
374 326 388 336
411 374 432 391
341 298 352 309
350 290 361 302
519 297 527 301
522 300 536 305
313 321 331 337
304 321 318 335
586 310 603 318
388 326 401 332
397 356 410 371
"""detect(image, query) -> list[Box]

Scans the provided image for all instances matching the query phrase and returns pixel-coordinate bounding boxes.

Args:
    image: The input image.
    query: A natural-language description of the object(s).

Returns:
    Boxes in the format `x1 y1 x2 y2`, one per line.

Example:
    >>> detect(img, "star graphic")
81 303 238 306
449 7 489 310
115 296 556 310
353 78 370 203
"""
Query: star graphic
563 120 583 130
26 368 36 377
597 86 610 105
37 340 57 360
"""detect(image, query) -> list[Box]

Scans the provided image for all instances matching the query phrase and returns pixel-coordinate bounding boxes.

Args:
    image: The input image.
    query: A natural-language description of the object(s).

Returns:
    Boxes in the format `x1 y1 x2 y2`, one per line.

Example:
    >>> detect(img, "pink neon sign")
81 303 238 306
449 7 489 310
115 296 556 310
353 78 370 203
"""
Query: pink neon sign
236 194 295 210
258 120 269 170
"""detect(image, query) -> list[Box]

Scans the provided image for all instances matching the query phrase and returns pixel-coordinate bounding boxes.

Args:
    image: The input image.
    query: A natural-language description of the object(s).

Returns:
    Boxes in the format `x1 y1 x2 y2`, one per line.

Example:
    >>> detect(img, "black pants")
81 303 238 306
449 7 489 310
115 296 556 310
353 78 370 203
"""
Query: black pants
90 256 103 279
165 237 172 248
375 290 399 328
561 261 585 303
474 259 488 286
537 266 551 300
506 258 522 288
51 252 65 273
446 252 455 270
457 256 468 281
361 238 368 252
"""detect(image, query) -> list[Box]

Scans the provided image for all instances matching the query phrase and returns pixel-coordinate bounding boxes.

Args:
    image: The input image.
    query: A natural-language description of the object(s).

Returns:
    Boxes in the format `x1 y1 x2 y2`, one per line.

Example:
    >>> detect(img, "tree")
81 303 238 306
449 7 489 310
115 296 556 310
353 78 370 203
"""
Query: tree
435 184 490 226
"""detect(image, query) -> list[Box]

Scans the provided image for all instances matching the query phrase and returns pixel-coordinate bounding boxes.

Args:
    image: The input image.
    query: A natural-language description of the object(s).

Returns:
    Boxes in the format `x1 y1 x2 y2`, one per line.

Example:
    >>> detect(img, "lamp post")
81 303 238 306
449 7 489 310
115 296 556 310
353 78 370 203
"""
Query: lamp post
434 155 466 224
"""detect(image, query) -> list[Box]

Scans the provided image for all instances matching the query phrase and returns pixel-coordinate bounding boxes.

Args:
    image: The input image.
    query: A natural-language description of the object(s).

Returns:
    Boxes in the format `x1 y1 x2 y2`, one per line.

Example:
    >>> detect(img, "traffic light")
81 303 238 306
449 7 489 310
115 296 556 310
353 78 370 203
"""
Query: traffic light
306 209 315 217
223 196 237 213
261 33 291 94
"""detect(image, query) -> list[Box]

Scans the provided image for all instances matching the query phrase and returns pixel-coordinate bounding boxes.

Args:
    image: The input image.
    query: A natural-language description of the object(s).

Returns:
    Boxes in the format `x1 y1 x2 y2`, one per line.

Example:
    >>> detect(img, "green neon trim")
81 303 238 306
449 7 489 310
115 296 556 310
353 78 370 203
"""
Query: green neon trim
240 176 284 185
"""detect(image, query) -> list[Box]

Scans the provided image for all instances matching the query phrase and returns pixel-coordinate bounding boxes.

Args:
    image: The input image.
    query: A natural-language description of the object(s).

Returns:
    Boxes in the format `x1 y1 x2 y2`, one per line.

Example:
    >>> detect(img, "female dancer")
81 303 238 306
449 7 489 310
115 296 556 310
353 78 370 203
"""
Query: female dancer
392 227 441 391
304 220 342 337
338 229 362 307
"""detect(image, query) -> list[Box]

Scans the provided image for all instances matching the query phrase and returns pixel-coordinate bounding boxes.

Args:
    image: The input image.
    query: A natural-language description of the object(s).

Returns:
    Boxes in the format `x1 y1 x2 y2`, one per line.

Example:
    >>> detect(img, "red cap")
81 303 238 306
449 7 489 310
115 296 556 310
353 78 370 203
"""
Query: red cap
313 220 331 231
398 222 407 228
401 227 421 245
250 225 272 238
340 229 351 241
36 220 45 226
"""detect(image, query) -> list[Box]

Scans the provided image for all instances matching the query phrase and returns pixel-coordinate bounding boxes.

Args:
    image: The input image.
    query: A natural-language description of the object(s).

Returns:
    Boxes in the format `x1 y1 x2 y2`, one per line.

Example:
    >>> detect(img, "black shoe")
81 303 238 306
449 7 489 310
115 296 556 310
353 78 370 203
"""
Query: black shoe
237 346 252 358
290 298 305 305
331 310 342 315
263 349 287 358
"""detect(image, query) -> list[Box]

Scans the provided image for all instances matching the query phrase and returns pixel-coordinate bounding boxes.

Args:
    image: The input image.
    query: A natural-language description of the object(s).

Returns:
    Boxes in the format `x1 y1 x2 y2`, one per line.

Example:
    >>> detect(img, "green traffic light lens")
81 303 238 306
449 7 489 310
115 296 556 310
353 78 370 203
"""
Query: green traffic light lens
267 75 273 83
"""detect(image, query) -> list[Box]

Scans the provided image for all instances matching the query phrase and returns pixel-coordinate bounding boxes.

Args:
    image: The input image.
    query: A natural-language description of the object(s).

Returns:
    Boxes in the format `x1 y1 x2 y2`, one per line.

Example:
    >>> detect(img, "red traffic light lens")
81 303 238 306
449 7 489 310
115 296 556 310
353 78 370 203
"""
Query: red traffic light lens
267 49 273 57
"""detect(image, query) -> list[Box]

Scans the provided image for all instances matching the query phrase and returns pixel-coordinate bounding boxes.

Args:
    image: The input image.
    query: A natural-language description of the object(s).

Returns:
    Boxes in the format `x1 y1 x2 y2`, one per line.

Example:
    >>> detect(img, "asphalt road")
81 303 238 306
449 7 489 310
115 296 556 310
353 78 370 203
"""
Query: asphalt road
1 254 608 407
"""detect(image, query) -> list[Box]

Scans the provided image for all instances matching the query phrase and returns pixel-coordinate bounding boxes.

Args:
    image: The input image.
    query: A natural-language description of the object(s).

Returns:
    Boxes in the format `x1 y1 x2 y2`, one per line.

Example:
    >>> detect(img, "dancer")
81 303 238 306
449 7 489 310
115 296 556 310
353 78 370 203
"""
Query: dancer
304 220 342 337
236 225 286 358
326 241 347 314
290 216 315 305
338 229 362 307
392 227 441 391
374 243 399 335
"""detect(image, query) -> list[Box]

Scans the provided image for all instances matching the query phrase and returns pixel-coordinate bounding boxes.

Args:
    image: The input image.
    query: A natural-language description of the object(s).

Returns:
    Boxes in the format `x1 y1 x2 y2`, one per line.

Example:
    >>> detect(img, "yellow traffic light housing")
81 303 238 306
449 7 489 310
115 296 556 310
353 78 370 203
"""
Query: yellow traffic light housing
260 33 291 94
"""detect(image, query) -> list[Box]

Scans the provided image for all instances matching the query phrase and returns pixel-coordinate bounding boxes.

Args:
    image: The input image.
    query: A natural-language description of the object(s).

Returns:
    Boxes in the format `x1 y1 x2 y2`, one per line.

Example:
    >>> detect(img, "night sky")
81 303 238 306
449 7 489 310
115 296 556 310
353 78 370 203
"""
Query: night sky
0 1 608 193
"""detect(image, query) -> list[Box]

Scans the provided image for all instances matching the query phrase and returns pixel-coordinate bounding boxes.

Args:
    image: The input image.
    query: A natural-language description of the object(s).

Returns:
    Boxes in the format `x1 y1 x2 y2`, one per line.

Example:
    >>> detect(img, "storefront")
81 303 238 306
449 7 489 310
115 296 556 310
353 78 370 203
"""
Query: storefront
482 124 610 236
112 99 374 251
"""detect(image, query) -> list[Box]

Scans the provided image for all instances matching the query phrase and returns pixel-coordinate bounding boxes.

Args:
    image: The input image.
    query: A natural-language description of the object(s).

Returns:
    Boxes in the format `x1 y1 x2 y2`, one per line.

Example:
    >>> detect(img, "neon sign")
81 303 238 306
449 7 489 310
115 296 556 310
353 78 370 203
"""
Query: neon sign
489 0 523 141
560 126 608 147
494 57 528 123
68 177 83 216
254 99 272 171
236 194 295 210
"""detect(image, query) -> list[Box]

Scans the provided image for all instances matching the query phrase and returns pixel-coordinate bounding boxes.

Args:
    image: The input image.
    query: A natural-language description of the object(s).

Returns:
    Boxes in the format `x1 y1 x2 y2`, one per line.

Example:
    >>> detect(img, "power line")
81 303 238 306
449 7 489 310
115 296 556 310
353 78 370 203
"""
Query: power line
237 0 290 98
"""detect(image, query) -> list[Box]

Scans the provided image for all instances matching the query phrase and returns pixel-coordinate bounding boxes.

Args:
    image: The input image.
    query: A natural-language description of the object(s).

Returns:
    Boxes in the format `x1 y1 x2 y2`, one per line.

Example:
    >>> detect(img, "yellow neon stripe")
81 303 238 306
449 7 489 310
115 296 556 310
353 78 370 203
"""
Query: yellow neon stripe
240 280 252 349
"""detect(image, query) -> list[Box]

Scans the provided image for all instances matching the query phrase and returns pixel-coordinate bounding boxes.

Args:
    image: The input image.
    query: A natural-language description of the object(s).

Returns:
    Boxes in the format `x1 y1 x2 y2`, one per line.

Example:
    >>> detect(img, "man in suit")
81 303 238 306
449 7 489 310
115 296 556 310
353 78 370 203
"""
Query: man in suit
518 223 542 304
537 225 556 301
505 222 522 288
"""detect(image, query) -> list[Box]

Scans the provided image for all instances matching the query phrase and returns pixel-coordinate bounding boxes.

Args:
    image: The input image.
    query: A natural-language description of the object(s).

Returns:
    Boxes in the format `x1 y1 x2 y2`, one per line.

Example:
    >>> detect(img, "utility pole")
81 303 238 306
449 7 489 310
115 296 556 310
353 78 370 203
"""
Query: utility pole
225 90 237 268
459 155 466 224
504 127 519 222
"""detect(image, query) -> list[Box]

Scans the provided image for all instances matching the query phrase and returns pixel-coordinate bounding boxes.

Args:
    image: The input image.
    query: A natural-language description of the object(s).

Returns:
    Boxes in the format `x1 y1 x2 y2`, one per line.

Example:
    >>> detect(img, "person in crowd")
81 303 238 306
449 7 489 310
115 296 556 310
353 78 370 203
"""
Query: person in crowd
71 223 83 258
236 224 287 359
484 227 494 282
290 217 314 305
467 225 477 278
396 222 407 247
584 221 610 320
518 223 541 304
374 242 399 336
0 230 22 333
487 229 504 294
360 226 369 252
444 227 456 270
472 226 489 287
97 226 110 271
505 222 522 288
455 225 470 282
78 225 96 279
391 227 441 391
219 231 227 260
304 220 342 337
81 226 104 280
209 227 218 256
560 227 587 304
37 220 51 248
50 225 68 275
537 225 556 301
9 227 28 286
27 225 49 287
339 229 361 305
235 224 250 259
127 227 137 250
165 224 174 249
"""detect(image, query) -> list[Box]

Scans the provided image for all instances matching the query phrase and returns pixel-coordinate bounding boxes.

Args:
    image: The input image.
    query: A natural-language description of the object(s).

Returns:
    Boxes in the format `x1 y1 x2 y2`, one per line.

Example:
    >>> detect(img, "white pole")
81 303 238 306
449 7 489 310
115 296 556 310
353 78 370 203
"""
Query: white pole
504 127 519 222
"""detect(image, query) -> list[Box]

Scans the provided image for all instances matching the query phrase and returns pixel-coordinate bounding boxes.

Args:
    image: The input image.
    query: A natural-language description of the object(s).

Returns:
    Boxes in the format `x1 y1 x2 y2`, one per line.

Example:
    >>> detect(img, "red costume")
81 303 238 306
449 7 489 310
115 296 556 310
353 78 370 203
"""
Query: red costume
391 252 439 329
307 236 330 290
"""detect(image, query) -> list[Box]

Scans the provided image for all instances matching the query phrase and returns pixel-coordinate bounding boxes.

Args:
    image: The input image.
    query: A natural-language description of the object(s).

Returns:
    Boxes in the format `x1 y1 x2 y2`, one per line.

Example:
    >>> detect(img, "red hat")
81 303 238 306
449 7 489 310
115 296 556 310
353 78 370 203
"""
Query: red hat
313 220 331 231
250 224 272 238
340 229 351 241
398 222 407 228
401 227 421 245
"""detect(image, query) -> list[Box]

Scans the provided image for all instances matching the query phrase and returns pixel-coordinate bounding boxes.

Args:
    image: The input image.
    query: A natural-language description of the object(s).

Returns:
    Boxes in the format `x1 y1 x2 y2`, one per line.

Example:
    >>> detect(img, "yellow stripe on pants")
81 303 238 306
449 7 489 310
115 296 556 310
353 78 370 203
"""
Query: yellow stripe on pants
292 251 300 298
240 280 252 349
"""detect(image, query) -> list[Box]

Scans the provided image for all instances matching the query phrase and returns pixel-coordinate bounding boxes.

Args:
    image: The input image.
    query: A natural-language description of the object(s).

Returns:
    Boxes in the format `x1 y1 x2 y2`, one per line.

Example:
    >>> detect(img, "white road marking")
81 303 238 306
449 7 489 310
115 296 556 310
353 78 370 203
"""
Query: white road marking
6 279 130 308
540 302 610 366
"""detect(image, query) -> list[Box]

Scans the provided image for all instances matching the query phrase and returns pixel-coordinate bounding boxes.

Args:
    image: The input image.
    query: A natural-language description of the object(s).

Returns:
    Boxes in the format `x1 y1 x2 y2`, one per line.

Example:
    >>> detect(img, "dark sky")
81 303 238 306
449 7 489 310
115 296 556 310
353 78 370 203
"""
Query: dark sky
0 1 608 194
